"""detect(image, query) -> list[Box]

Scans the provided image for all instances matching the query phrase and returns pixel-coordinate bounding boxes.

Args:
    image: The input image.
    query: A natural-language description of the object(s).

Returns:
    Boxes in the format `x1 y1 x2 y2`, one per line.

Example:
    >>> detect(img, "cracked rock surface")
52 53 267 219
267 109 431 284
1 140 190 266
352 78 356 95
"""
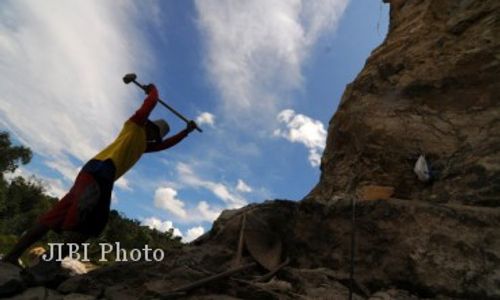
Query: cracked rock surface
307 0 500 208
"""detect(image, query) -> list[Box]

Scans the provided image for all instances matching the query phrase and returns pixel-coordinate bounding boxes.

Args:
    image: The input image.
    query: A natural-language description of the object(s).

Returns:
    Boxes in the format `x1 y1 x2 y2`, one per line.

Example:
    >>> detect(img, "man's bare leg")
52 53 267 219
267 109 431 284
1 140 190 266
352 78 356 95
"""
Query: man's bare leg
1 223 49 266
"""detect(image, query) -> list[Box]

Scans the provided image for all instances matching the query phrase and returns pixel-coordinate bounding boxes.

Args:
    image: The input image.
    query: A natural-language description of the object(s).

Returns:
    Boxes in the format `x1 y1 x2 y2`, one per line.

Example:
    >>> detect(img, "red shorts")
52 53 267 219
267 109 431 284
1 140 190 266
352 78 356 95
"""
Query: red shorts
38 159 115 236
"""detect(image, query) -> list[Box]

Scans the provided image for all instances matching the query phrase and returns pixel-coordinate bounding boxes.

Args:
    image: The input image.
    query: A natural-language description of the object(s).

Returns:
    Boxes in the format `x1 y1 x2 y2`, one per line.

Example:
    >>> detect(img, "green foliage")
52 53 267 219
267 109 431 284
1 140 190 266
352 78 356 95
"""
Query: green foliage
0 176 57 235
0 234 18 255
0 131 32 175
0 130 182 263
0 131 32 219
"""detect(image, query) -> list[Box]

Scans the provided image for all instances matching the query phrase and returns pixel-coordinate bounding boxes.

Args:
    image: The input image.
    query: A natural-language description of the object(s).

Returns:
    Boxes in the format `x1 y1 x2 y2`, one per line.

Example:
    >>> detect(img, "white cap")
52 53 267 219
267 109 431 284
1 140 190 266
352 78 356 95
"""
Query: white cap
153 119 170 138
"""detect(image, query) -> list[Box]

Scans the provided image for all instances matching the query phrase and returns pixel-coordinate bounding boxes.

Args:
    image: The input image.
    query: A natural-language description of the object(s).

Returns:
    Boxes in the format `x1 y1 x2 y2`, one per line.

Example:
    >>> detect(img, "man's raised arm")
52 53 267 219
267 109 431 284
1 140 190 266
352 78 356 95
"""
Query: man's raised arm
145 121 197 153
129 84 159 125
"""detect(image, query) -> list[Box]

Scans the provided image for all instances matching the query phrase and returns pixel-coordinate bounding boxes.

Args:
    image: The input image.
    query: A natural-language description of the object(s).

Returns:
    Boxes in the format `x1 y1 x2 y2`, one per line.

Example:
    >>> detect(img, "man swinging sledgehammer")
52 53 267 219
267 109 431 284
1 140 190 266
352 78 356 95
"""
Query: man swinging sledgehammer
1 82 199 271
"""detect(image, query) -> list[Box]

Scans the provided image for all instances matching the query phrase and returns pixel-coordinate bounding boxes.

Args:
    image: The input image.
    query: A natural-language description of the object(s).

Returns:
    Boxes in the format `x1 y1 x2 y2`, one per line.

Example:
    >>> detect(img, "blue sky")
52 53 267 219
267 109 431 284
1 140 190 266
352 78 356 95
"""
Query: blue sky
0 0 389 242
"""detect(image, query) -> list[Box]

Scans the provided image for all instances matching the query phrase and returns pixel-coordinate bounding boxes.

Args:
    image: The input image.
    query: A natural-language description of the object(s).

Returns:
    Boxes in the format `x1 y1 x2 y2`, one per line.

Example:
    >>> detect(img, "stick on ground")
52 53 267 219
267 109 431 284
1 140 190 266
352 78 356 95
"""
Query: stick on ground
233 213 247 267
161 262 257 298
255 257 290 283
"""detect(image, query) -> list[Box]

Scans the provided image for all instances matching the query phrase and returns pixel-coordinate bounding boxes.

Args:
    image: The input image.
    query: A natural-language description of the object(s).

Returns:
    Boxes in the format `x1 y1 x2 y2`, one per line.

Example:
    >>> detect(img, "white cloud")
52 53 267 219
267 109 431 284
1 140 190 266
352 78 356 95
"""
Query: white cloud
41 178 67 199
236 179 252 193
149 163 246 225
5 166 67 199
141 217 183 238
154 187 188 219
196 112 215 127
195 0 348 120
196 201 222 222
0 1 154 180
176 162 247 208
115 176 132 191
183 226 205 243
142 217 204 243
274 109 327 167
111 192 118 205
44 159 79 183
151 182 223 223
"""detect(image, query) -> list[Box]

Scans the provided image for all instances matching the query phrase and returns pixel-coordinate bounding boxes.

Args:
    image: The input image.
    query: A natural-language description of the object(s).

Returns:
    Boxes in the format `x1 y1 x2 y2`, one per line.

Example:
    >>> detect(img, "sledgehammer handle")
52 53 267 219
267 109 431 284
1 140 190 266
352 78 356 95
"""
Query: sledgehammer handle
131 80 203 133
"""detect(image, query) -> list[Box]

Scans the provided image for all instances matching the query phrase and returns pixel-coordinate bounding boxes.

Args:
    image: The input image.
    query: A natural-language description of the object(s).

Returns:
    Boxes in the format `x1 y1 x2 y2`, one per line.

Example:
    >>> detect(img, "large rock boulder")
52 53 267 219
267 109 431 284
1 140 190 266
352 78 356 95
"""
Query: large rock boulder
205 199 500 298
48 198 499 299
0 262 25 297
307 0 500 207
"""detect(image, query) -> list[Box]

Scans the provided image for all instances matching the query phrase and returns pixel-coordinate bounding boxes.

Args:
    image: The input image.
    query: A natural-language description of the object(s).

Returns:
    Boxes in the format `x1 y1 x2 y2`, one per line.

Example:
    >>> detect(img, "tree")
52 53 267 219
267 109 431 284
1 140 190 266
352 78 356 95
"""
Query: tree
0 131 33 222
0 131 32 176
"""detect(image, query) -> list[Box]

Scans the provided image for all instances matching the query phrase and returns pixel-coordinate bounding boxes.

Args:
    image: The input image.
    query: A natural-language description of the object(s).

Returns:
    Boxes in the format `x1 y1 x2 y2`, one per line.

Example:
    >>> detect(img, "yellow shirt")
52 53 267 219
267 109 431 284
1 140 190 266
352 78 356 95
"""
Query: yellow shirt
93 120 147 180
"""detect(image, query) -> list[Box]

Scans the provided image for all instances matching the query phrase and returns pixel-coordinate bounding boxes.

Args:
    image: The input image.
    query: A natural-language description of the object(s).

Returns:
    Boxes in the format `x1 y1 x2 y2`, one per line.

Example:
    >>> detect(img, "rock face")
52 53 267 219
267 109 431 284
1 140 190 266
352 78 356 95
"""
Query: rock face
0 262 25 297
308 0 500 207
4 0 499 299
37 198 500 299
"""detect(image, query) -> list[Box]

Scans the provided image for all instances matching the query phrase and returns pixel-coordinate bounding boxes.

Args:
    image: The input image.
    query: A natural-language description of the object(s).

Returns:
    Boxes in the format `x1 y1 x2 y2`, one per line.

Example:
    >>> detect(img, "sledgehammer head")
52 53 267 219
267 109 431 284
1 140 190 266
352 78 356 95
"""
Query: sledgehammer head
123 73 137 84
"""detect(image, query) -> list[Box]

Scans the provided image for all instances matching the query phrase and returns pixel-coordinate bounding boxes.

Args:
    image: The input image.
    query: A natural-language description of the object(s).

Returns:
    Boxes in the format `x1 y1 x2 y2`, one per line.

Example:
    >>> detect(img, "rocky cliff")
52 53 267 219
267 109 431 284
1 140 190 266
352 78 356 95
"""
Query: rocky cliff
308 0 500 207
3 0 500 299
